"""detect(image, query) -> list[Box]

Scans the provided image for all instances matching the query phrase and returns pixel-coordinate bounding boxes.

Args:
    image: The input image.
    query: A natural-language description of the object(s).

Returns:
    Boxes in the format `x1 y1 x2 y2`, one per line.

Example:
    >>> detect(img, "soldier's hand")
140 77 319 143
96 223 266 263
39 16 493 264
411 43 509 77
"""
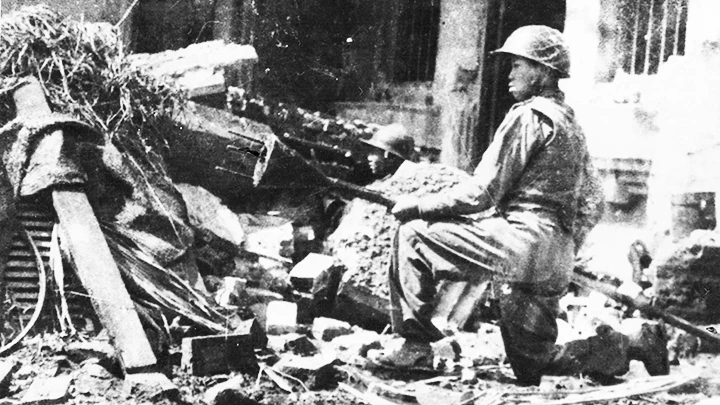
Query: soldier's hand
391 195 421 222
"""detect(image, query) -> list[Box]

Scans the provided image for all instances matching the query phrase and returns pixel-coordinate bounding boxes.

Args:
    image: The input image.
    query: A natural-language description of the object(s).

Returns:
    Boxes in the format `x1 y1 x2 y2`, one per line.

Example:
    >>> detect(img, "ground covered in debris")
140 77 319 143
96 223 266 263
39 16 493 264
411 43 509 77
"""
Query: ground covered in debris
0 5 719 405
0 323 718 405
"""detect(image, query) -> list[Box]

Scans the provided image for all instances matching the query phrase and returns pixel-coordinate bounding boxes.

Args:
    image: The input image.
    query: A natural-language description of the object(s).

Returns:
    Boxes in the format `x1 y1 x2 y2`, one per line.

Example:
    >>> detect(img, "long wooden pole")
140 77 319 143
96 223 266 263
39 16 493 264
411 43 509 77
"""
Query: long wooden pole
12 77 157 373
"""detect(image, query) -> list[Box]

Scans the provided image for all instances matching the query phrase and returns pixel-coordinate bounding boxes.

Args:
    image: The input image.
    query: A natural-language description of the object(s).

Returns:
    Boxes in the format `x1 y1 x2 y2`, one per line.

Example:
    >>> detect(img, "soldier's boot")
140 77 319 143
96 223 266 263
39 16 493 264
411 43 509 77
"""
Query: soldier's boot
628 322 670 376
546 324 631 379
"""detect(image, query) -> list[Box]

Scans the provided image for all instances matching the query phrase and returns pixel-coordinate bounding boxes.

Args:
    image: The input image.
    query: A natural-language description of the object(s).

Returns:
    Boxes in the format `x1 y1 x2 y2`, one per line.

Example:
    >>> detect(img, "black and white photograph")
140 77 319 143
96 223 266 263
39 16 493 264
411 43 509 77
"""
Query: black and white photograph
0 1 717 404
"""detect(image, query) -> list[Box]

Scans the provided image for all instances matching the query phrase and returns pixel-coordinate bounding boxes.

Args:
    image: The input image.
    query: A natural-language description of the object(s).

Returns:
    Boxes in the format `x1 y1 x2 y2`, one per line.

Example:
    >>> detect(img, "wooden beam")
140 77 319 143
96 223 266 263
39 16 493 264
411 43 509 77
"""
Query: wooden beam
12 77 157 373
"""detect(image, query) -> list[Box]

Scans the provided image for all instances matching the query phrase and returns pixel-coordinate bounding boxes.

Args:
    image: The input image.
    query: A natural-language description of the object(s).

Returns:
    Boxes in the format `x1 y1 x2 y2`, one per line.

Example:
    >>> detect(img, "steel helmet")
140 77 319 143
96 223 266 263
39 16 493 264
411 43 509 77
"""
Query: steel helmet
361 123 415 161
491 25 571 78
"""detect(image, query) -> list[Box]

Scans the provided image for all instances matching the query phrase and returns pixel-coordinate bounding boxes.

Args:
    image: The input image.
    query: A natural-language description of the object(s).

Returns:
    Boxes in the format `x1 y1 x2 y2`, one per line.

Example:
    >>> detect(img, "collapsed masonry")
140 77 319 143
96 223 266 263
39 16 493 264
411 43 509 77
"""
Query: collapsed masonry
1 8 720 404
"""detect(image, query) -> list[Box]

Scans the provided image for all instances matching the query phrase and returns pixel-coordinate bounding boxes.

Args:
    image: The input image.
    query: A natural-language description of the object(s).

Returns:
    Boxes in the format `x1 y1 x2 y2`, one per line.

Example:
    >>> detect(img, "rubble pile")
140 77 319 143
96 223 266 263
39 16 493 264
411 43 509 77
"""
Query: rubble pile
328 163 472 299
652 230 720 323
0 6 719 405
226 87 380 181
226 87 376 147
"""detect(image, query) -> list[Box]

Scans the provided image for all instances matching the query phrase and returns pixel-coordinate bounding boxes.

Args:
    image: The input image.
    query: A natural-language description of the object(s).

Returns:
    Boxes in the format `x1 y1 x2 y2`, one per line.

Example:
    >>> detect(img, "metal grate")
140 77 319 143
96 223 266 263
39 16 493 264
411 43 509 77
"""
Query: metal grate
394 0 441 82
618 0 688 75
3 202 54 325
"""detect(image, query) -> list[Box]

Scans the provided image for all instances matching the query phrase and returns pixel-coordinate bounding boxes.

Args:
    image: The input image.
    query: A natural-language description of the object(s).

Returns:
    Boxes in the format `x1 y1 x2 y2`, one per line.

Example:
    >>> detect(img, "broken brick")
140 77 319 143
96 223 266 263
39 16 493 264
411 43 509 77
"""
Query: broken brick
215 277 247 308
332 282 390 330
203 374 260 405
272 354 338 390
21 375 73 405
312 317 352 342
64 341 116 364
233 318 268 349
289 253 342 292
290 254 344 319
181 333 257 376
123 372 178 402
265 301 298 335
0 361 19 396
269 333 317 356
328 329 382 366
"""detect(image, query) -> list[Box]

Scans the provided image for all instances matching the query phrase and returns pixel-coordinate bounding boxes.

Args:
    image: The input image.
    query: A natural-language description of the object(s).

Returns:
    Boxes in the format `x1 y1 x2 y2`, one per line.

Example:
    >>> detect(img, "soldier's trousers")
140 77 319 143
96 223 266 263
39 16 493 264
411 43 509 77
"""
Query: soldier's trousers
388 212 625 384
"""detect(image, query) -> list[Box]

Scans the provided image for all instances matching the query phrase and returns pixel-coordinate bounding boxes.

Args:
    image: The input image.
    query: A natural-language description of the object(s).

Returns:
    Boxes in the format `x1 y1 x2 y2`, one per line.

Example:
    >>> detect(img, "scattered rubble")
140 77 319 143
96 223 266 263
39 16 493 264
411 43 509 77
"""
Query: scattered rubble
181 333 257 376
312 318 352 342
0 5 718 405
21 374 73 405
652 230 720 323
265 301 299 335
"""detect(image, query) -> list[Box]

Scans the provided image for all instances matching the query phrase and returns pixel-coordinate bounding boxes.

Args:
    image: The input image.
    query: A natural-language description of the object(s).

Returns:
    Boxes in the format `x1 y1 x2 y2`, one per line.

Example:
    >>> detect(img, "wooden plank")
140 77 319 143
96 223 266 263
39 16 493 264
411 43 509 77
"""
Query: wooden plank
53 190 157 372
12 77 157 373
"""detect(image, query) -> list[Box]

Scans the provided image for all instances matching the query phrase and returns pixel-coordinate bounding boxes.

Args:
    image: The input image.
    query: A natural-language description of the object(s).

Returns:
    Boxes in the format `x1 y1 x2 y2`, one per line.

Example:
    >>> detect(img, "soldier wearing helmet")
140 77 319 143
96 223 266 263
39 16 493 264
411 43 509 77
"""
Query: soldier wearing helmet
361 123 416 179
380 25 668 385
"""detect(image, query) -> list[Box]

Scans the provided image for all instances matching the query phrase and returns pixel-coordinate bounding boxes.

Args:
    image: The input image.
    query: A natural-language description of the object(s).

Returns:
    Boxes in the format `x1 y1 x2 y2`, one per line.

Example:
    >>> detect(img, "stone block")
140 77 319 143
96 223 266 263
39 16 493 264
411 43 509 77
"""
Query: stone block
332 282 390 330
215 277 247 308
20 375 73 405
233 318 268 349
272 354 338 390
0 361 19 396
290 254 344 318
203 374 261 405
329 329 382 366
123 372 178 402
312 317 352 342
181 333 257 376
267 333 317 356
266 301 298 335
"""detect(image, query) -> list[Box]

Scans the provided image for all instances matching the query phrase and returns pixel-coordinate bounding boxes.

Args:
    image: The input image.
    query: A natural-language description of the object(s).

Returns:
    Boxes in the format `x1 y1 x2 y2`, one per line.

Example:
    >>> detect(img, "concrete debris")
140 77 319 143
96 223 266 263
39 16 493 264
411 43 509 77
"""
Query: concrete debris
268 333 317 356
0 361 19 396
265 301 299 335
333 281 391 330
272 354 339 390
366 337 433 370
328 329 382 361
289 253 344 317
245 288 285 305
214 277 248 308
233 318 268 350
244 220 295 264
122 372 178 402
430 337 461 370
176 183 246 246
454 326 506 367
312 317 352 342
203 374 260 405
63 341 116 364
73 361 115 397
20 375 73 405
181 333 257 376
289 253 339 292
653 230 720 323
293 292 316 324
539 375 590 392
